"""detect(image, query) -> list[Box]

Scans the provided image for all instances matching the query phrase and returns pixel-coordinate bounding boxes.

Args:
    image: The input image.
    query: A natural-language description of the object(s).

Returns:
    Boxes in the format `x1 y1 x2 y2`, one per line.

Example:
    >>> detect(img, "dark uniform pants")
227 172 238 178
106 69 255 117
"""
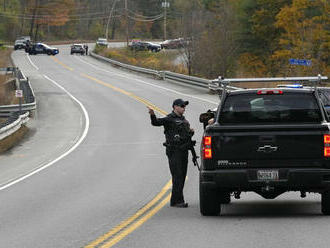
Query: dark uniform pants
166 148 188 205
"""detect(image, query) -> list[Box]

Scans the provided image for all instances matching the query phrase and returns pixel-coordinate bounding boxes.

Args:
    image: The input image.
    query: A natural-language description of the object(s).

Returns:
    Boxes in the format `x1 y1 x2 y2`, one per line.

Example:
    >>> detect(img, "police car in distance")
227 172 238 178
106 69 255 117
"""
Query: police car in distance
277 84 303 88
277 84 330 114
28 43 59 55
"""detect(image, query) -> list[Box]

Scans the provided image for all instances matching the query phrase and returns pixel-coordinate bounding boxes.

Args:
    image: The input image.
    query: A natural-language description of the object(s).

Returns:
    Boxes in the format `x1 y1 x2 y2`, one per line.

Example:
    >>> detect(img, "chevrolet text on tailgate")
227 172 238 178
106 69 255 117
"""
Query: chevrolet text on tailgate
199 75 329 216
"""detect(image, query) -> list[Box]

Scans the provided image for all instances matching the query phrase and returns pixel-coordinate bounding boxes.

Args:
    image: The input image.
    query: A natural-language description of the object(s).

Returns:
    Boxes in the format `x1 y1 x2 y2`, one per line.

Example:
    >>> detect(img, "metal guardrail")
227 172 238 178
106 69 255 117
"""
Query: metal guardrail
90 52 240 91
91 52 160 77
162 71 210 88
0 67 36 117
0 112 29 141
0 67 36 142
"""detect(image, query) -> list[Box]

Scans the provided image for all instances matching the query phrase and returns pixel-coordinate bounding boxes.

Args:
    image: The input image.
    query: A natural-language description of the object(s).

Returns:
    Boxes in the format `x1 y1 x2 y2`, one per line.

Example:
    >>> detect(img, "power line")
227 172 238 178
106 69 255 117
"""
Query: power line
0 11 110 18
127 9 163 19
127 14 164 22
0 13 123 21
0 6 166 22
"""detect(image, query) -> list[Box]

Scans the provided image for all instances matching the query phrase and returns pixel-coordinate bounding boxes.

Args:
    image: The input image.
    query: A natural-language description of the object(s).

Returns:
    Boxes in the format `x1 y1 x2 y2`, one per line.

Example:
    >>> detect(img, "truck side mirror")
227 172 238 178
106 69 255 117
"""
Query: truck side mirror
199 111 215 129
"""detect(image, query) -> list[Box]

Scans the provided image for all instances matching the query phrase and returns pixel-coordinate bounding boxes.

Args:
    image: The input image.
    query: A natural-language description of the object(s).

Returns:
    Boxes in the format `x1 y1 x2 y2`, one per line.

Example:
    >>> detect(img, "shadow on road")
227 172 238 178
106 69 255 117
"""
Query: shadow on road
220 200 322 217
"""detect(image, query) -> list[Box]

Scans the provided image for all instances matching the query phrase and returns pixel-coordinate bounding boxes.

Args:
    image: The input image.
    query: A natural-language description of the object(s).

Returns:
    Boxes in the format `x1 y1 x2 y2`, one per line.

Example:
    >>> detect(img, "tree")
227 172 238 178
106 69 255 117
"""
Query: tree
273 0 329 76
0 0 20 40
191 0 239 78
233 0 291 76
170 0 206 75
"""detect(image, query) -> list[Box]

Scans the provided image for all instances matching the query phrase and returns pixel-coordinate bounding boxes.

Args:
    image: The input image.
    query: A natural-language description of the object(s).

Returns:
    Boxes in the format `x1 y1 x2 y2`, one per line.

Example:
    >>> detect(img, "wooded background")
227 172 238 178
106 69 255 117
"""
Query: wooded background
0 0 329 78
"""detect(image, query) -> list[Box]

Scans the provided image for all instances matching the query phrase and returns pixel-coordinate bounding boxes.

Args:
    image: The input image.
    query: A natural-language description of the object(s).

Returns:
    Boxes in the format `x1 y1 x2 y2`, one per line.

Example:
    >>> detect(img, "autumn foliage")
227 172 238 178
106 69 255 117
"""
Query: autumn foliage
0 0 328 78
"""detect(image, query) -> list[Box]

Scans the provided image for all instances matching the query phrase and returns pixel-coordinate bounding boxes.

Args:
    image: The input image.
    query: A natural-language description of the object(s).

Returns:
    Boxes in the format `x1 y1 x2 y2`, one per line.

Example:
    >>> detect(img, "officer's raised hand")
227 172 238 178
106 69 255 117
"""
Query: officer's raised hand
147 106 155 115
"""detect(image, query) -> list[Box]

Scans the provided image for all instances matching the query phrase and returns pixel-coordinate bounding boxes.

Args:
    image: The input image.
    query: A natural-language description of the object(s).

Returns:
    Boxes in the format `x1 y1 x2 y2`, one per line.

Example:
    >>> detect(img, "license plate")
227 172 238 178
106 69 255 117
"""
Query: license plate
257 170 279 180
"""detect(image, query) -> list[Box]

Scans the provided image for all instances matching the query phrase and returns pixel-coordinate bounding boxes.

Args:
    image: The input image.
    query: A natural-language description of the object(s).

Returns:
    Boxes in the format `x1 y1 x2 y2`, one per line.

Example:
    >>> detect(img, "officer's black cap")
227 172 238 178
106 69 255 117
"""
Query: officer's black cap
172 98 189 108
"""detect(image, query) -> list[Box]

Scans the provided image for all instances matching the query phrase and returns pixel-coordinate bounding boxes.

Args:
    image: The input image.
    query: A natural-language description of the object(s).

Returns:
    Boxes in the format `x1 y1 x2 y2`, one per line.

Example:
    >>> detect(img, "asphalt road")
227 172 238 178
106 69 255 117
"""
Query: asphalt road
0 45 329 248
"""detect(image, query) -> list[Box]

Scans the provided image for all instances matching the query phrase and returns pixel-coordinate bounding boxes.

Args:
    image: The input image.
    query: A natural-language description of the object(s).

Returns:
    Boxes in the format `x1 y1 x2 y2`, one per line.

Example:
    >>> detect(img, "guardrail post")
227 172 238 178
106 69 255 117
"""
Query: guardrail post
158 71 165 80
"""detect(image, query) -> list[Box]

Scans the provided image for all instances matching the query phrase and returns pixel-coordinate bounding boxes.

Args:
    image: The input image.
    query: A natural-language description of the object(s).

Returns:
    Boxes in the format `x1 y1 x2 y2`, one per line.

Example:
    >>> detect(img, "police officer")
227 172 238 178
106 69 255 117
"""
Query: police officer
84 44 89 55
147 99 194 208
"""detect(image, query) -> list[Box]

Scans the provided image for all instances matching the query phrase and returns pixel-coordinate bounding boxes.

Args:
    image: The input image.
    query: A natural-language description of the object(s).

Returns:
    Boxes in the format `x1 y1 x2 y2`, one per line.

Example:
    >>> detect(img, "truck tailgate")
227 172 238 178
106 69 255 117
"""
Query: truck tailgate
208 124 329 166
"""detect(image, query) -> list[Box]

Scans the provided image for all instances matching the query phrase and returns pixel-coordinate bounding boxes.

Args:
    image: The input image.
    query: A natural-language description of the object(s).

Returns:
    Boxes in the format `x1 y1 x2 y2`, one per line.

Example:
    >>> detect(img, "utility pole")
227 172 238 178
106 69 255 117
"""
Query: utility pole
125 0 129 46
105 0 118 41
162 1 170 41
29 0 39 40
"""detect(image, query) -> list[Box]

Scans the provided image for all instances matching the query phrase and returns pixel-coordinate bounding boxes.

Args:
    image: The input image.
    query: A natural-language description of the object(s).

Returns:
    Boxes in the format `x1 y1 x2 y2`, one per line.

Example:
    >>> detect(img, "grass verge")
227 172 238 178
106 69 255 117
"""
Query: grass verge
94 46 188 75
0 125 29 153
0 46 29 154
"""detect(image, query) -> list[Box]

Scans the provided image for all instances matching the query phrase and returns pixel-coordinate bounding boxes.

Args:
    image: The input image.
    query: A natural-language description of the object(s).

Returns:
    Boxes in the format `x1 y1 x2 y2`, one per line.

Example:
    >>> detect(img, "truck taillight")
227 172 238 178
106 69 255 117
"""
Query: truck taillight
203 136 212 159
204 136 212 146
324 148 330 157
324 135 330 144
204 148 212 159
324 135 330 157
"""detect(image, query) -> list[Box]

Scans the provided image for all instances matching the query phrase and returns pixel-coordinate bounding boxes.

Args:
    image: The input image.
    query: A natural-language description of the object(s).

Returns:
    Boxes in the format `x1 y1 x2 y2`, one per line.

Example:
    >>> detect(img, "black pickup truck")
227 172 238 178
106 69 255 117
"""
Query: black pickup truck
199 78 330 216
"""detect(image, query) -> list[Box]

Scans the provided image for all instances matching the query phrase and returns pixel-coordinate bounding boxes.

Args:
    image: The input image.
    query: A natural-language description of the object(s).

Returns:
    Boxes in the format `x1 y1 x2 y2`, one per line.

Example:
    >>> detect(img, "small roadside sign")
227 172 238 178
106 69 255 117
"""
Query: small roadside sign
162 2 170 7
0 67 14 71
15 90 23 98
289 59 312 66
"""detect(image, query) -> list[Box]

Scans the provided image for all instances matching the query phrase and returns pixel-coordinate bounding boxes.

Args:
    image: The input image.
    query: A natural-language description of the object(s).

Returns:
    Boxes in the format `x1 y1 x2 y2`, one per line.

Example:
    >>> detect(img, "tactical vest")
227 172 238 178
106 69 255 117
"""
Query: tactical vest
164 113 191 148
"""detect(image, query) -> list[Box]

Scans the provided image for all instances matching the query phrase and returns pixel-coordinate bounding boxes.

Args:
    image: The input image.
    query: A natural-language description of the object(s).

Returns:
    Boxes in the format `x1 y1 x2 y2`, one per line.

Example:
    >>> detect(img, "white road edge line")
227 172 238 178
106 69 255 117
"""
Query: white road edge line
75 56 218 105
26 54 39 70
0 75 90 191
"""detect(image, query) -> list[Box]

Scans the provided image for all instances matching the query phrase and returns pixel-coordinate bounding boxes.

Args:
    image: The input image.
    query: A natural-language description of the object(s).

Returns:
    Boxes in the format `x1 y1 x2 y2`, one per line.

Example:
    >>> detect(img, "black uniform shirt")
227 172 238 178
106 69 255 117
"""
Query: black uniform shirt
150 111 191 146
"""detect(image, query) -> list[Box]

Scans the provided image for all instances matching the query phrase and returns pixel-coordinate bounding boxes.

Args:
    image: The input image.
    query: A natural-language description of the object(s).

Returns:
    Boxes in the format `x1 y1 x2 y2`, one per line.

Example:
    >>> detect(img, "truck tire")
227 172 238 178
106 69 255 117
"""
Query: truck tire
321 191 330 215
199 180 221 216
219 191 231 204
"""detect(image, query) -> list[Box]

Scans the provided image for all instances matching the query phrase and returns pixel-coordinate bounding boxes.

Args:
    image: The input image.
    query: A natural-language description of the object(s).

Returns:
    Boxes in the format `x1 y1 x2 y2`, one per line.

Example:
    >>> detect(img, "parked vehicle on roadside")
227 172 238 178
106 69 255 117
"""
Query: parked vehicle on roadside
15 36 31 50
14 39 26 50
28 43 59 55
129 40 148 51
160 38 185 49
129 40 161 52
70 44 85 55
96 38 108 47
146 42 161 52
199 75 330 216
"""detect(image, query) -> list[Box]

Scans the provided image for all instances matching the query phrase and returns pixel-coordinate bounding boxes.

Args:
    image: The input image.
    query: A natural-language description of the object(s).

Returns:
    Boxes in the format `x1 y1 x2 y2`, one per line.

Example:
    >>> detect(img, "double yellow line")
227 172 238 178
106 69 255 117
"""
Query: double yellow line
86 180 172 248
82 74 172 247
51 57 74 71
50 57 173 247
81 73 168 116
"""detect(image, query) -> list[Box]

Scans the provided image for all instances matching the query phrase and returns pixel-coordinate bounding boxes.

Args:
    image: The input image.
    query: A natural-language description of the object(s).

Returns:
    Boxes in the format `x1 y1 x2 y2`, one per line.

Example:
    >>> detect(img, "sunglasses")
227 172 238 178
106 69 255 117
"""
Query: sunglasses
179 105 186 108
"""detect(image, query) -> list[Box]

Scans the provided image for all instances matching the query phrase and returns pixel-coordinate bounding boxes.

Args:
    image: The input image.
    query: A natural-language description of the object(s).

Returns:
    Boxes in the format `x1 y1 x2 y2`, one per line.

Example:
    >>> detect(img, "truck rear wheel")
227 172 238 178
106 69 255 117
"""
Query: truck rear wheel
219 191 231 204
321 191 330 215
199 181 221 216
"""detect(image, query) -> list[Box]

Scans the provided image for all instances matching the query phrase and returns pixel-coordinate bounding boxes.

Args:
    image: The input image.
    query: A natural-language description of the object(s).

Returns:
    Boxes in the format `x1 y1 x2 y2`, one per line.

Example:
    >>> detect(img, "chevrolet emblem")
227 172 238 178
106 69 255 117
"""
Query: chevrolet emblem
257 145 278 153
